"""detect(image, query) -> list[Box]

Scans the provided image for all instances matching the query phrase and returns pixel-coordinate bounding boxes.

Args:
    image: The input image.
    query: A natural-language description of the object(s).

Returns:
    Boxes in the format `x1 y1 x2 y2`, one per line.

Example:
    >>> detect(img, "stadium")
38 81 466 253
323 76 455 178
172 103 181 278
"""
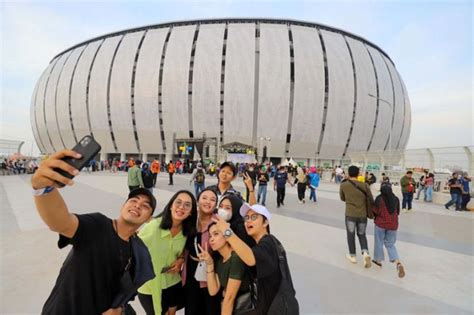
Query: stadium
31 18 411 164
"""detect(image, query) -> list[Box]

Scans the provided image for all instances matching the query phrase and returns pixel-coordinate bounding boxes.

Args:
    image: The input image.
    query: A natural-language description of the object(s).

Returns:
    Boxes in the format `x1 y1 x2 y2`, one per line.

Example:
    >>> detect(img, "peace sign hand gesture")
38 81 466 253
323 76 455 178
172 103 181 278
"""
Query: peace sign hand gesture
243 172 253 190
197 243 213 265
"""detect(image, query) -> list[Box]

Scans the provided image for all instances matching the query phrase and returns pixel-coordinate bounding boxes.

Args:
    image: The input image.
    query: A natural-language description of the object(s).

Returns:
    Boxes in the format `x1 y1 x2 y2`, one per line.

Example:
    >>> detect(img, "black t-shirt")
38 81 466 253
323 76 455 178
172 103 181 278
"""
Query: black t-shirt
42 213 130 315
449 178 462 194
258 172 269 186
251 235 281 315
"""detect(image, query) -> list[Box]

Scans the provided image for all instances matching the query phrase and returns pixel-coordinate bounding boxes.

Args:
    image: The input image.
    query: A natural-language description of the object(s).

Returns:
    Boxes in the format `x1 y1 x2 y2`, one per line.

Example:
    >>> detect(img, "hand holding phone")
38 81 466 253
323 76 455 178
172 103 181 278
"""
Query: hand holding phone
54 136 101 187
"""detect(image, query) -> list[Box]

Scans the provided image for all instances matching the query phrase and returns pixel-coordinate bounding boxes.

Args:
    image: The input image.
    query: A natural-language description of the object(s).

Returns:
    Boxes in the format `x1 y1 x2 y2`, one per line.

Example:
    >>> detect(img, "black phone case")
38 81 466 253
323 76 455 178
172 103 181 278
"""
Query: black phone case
54 135 101 187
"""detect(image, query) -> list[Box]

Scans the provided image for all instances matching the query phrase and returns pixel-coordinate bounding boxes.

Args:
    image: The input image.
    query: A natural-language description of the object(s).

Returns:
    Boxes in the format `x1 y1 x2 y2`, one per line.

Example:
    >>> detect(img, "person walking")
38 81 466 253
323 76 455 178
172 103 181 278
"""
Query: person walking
460 172 471 210
371 183 405 278
257 165 269 206
444 172 463 211
415 170 429 201
400 171 416 212
295 167 308 204
339 165 374 268
308 166 320 203
274 166 294 208
424 173 434 202
168 160 176 185
190 163 206 197
142 163 155 194
128 160 144 192
151 159 160 187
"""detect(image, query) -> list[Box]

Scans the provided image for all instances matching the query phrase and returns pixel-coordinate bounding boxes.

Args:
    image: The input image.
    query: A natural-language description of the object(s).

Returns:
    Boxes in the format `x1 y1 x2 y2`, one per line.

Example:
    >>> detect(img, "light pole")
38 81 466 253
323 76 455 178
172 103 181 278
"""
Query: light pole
368 93 393 152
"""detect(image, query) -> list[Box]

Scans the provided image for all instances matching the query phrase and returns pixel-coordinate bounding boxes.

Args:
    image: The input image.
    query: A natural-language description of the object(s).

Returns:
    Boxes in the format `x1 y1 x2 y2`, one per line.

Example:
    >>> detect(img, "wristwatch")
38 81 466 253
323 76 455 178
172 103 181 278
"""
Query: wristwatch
223 228 234 239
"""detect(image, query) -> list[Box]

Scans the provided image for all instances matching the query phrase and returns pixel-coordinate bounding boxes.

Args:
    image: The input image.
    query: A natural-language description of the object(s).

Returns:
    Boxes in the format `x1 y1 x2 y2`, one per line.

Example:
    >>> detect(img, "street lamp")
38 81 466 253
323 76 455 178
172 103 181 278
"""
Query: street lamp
368 93 393 152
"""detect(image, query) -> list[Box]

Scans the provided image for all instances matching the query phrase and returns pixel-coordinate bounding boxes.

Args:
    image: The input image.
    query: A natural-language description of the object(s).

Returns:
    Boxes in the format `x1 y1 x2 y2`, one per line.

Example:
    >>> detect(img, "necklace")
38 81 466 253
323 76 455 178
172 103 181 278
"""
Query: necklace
113 219 132 272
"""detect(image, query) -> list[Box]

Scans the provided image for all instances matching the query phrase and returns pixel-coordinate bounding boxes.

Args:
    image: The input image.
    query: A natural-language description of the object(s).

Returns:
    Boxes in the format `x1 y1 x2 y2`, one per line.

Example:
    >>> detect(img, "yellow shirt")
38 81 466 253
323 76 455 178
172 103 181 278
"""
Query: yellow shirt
357 175 365 183
138 218 186 314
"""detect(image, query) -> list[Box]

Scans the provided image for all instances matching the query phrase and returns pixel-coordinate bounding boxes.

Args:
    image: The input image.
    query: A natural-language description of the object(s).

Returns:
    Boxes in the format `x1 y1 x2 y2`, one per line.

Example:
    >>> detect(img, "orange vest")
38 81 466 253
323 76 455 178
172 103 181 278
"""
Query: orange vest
168 163 175 173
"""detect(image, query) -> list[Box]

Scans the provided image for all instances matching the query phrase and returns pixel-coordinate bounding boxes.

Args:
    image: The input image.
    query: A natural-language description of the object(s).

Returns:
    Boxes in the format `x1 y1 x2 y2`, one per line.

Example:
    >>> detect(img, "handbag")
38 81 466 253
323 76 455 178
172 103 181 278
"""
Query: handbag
194 237 208 282
267 235 299 315
233 276 257 315
348 180 375 219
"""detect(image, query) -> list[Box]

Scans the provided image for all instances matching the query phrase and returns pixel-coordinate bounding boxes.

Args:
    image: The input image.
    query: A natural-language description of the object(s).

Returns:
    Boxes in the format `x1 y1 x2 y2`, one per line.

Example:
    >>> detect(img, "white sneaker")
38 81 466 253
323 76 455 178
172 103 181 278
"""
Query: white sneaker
363 253 372 268
402 208 407 213
346 254 357 264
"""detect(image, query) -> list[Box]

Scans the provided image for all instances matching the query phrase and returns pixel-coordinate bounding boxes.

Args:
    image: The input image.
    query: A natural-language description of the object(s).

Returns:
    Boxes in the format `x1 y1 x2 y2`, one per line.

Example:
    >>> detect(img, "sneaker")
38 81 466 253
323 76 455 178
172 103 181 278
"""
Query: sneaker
408 208 413 212
346 254 357 264
298 200 303 204
444 205 449 210
302 199 306 204
402 208 407 213
363 253 372 268
397 263 405 278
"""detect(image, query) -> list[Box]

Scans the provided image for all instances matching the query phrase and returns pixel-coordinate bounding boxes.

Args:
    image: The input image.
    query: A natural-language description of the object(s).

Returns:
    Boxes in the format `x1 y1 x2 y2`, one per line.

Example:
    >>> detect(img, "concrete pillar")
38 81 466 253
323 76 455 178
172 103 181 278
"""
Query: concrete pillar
100 152 108 161
120 153 126 161
165 154 173 163
142 153 148 163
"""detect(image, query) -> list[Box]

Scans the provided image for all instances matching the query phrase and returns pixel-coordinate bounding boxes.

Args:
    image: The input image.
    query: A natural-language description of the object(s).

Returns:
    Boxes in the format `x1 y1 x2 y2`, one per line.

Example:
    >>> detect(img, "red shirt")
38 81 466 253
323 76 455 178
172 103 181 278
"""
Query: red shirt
372 197 399 230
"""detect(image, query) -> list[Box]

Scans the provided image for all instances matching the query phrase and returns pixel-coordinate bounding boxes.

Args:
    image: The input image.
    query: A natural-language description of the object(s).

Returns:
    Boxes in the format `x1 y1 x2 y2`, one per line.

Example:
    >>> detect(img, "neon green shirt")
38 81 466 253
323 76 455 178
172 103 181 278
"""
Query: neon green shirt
138 217 186 314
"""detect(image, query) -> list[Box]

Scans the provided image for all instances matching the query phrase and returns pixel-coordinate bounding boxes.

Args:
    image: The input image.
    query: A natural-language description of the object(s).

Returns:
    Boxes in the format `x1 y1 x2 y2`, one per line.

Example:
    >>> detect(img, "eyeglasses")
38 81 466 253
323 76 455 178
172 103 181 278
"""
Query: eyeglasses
174 199 192 211
244 214 259 222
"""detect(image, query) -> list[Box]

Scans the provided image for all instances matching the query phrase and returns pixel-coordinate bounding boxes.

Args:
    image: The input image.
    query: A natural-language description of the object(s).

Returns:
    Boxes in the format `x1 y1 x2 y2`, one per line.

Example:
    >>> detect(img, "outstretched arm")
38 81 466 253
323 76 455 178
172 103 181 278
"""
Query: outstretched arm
32 150 81 238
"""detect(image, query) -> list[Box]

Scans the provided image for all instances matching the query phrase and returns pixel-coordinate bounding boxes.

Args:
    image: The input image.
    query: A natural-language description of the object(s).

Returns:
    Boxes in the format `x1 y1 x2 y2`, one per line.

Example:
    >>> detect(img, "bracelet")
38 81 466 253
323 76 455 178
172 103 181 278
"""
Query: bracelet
33 186 55 197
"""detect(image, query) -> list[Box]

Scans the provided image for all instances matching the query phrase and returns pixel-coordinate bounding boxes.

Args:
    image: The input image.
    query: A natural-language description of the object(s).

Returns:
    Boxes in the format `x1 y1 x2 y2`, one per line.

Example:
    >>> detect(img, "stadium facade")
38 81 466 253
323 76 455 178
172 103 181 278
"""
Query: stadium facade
31 18 411 163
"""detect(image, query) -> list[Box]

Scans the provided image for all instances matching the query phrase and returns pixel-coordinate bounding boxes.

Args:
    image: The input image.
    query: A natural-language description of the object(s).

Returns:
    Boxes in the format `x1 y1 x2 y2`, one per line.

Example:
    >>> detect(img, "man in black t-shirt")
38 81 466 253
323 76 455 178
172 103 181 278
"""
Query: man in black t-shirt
32 150 157 314
444 173 463 211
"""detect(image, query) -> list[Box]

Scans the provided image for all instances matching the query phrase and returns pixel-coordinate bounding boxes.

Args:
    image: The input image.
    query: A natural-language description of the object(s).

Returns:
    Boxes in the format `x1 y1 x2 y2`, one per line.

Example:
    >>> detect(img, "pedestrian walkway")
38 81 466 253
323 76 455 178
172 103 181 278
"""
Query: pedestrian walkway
1 172 472 314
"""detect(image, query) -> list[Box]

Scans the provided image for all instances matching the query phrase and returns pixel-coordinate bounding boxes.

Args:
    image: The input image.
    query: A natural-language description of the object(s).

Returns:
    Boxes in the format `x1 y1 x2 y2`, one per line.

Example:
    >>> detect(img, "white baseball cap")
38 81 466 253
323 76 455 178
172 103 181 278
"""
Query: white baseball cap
239 203 272 221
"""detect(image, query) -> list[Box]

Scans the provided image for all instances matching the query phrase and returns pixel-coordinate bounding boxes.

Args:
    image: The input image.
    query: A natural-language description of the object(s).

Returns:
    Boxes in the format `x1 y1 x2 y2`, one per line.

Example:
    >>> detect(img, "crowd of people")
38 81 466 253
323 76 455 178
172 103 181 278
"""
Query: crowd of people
25 147 472 314
0 158 39 175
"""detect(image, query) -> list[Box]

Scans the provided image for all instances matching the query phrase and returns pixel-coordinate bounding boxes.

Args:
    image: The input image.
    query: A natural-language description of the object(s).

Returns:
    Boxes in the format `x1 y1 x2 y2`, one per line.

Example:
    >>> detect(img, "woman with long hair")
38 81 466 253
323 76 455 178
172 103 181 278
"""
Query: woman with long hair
217 194 256 247
372 184 405 278
138 190 198 314
182 187 222 315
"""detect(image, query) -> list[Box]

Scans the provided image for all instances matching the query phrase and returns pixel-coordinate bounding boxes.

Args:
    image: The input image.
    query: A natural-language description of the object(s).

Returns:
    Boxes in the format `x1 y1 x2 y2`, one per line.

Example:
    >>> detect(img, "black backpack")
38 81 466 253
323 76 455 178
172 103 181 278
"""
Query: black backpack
195 169 205 183
267 235 299 315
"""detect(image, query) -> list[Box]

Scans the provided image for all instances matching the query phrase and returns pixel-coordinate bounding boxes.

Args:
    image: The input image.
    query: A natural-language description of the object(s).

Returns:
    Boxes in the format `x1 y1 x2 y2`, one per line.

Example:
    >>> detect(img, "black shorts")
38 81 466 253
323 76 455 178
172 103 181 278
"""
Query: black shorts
162 282 184 311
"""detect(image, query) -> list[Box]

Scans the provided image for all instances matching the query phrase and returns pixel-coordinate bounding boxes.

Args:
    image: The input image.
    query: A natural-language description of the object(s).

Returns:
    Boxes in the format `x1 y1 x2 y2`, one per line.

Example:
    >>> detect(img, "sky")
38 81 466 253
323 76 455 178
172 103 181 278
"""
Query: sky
1 0 472 156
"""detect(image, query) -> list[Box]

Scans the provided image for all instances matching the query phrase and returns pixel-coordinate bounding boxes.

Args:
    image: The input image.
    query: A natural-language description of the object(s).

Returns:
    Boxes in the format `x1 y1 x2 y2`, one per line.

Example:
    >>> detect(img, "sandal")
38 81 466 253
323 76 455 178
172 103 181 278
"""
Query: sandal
372 259 382 267
397 263 405 278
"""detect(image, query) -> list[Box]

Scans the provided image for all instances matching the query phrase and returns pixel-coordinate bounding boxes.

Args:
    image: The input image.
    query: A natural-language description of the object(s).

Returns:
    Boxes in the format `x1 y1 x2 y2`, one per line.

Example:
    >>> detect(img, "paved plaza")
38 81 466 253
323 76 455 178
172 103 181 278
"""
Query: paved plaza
1 172 473 314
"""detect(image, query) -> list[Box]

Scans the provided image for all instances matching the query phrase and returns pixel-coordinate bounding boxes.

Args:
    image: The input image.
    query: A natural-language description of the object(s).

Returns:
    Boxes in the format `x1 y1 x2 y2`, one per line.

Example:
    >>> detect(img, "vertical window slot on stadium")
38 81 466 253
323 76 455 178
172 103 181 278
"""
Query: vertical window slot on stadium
285 25 296 156
68 44 89 145
341 36 358 159
365 45 380 152
107 37 126 153
86 40 105 139
252 22 261 150
316 28 329 156
188 24 200 138
54 51 74 149
382 56 396 152
219 23 229 144
158 27 172 152
42 59 60 152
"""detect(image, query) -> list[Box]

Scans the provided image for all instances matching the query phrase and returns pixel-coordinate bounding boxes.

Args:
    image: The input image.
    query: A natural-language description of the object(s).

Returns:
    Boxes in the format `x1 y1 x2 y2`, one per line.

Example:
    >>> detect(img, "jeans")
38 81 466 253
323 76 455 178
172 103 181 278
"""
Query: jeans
425 186 433 202
257 185 267 205
374 225 399 262
345 216 369 256
276 187 286 206
402 192 413 209
309 186 317 202
146 187 153 194
297 183 306 201
169 173 174 185
462 194 471 210
152 173 158 187
445 193 462 210
416 186 427 200
194 182 205 197
129 185 139 192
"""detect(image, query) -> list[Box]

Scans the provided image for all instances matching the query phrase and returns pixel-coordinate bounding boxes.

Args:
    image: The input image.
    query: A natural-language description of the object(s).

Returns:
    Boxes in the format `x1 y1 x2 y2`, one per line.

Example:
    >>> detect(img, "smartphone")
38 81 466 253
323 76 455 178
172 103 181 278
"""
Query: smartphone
54 135 101 187
161 266 172 273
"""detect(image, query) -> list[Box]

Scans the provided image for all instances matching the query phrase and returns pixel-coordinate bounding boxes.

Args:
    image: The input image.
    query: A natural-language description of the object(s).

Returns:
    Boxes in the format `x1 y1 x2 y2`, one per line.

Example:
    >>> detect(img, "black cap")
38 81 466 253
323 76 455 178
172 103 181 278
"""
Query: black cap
220 161 237 176
128 188 157 213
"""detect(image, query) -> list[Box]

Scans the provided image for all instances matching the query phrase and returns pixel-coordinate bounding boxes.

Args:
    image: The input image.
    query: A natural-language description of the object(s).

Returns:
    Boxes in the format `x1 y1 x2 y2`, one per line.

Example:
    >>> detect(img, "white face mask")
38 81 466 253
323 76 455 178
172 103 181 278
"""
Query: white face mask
217 208 233 222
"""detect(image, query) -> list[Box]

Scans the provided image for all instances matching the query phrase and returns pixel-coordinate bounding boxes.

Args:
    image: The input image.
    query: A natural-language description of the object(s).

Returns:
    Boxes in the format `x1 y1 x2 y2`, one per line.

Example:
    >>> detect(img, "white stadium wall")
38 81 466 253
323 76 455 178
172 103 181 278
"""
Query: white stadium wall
31 18 410 161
